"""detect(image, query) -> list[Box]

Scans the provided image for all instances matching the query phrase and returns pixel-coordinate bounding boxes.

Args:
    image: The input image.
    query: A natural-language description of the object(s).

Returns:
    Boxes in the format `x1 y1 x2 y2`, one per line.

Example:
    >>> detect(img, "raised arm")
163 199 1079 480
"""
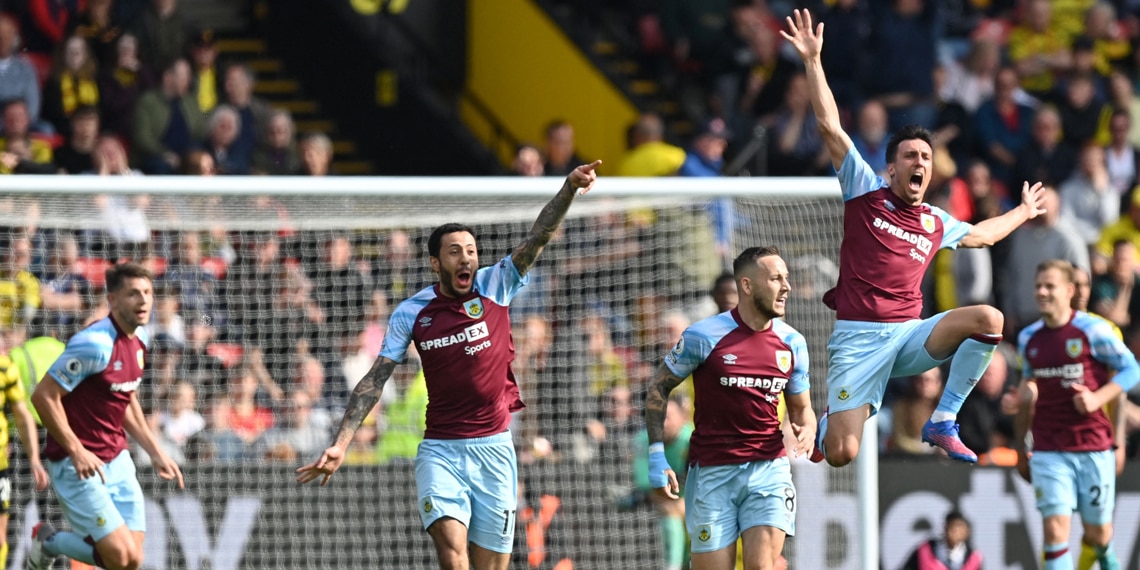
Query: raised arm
511 160 601 277
296 356 397 485
644 363 687 499
780 9 853 170
959 181 1046 248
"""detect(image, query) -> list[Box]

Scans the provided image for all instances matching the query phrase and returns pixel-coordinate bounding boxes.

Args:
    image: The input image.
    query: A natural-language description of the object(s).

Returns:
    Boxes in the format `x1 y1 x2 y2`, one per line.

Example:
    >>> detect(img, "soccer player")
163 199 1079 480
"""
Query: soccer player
645 246 816 570
25 262 184 570
0 330 49 570
297 161 601 570
1014 260 1138 570
782 10 1047 465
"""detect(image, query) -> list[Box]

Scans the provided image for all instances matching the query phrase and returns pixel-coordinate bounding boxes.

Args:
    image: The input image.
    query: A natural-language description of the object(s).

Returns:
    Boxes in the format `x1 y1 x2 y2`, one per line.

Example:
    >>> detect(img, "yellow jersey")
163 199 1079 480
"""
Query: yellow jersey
0 355 27 471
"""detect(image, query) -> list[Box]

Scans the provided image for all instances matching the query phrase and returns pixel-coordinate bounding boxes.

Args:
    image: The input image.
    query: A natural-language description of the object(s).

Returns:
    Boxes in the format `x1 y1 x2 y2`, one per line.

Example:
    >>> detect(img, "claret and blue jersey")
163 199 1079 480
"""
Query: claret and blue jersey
665 308 810 466
826 147 973 322
44 316 150 463
380 255 528 440
1018 311 1140 452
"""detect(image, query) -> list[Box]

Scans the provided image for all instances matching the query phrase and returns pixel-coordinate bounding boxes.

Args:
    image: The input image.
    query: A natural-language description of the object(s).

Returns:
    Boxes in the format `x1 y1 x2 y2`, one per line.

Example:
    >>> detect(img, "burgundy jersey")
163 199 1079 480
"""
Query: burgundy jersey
823 148 973 322
664 309 810 466
44 317 149 462
381 256 528 439
1017 311 1137 452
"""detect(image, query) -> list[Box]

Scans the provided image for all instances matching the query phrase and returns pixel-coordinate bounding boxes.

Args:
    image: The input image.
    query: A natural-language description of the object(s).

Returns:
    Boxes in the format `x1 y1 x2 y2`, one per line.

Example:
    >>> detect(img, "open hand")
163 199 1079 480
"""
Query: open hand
1020 181 1046 220
779 9 824 61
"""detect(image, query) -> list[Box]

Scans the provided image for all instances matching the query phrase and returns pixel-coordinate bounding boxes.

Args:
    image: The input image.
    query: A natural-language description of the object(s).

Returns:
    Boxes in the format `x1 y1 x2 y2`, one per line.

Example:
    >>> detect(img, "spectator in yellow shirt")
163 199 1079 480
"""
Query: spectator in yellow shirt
0 235 40 333
617 113 686 177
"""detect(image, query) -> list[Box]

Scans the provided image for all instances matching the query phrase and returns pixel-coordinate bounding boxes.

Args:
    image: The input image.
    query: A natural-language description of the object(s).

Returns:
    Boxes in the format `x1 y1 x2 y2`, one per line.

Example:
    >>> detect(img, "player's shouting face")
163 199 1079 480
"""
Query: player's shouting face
431 231 479 298
888 138 933 205
109 276 154 330
743 254 791 320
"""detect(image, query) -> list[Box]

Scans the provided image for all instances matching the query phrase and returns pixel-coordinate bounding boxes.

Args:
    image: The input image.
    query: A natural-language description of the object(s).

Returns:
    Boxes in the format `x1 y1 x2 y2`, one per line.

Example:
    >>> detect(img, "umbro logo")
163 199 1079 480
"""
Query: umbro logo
883 200 896 212
1028 348 1038 357
113 361 123 371
723 354 737 365
419 317 432 327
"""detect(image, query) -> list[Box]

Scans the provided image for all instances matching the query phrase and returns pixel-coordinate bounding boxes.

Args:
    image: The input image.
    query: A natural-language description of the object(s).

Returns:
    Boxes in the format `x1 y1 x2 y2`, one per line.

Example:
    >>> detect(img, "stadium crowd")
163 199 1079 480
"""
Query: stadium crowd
0 0 1138 474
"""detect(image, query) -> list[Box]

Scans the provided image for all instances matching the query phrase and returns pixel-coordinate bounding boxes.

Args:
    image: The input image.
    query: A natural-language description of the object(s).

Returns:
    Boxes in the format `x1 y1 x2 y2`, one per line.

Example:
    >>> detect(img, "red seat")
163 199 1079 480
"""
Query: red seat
75 257 113 288
205 343 244 369
201 257 227 279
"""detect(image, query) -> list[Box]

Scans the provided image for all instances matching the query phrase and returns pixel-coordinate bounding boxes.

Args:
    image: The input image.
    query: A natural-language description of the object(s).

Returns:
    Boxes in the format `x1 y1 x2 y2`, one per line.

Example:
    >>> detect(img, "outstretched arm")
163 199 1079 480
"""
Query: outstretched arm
781 9 853 170
296 356 397 485
512 160 601 276
644 363 686 499
959 181 1046 248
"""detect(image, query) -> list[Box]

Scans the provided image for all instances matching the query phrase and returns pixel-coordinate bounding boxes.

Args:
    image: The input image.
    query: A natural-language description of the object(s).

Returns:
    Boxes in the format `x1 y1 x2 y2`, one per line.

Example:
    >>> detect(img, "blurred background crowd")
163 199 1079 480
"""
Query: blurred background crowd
0 0 1139 475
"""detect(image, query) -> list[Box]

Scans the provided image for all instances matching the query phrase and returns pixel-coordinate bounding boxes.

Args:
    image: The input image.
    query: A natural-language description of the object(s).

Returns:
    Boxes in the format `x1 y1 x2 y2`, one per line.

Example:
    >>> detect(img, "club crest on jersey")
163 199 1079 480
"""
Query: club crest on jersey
137 349 145 369
775 351 792 373
463 298 484 319
920 213 936 233
672 337 685 356
1066 339 1083 358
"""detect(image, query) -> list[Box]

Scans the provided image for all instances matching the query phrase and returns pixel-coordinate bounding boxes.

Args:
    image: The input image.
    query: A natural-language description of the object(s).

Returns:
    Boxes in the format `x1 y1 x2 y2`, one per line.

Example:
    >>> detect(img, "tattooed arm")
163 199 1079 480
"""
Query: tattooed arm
645 363 687 445
296 356 397 485
512 160 601 276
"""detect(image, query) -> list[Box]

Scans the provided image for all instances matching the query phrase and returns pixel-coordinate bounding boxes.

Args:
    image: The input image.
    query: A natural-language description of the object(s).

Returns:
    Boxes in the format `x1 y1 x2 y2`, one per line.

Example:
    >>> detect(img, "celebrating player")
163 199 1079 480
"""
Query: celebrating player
297 161 601 570
1014 260 1137 570
645 246 816 570
26 262 184 570
782 9 1046 465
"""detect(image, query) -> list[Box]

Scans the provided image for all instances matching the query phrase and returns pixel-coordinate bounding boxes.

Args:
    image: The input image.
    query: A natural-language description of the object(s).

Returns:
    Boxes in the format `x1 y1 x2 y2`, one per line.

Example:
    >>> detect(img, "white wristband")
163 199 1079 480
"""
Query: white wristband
648 442 665 454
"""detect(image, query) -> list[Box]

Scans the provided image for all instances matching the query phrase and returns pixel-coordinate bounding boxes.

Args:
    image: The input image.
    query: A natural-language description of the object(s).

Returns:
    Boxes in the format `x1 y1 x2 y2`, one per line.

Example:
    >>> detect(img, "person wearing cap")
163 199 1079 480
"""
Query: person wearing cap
679 118 730 178
189 29 219 114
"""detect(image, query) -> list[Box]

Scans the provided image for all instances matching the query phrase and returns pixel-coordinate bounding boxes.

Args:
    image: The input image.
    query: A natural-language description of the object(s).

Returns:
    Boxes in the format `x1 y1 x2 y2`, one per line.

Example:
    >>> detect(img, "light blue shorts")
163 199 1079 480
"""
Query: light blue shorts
684 457 796 554
46 449 145 542
1030 450 1116 524
415 431 517 554
826 312 950 414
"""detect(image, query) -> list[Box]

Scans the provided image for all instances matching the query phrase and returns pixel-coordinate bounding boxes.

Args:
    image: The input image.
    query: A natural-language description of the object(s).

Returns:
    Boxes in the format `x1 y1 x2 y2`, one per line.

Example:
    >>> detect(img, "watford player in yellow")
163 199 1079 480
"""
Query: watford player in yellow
0 331 49 569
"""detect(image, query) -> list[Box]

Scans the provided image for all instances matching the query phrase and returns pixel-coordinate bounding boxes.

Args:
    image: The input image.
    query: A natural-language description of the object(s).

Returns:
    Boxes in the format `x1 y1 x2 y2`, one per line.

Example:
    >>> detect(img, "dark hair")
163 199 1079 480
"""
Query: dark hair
428 223 476 258
711 272 735 295
105 261 154 293
732 246 781 279
945 510 969 528
545 120 570 137
886 125 935 164
1113 238 1134 251
71 105 99 121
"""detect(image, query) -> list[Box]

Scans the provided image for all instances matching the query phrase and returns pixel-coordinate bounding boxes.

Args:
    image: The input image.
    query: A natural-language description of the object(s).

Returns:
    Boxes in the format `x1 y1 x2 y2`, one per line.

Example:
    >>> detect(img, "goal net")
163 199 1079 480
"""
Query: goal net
0 176 865 570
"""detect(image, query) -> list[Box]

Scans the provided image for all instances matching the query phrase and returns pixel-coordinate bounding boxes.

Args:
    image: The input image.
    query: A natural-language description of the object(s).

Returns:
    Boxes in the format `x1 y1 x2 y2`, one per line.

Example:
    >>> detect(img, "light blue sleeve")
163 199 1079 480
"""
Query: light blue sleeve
1080 316 1140 391
930 205 973 250
135 326 150 349
475 255 531 306
47 329 112 393
1017 326 1035 379
664 327 714 380
837 147 889 202
786 331 811 395
379 300 421 363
